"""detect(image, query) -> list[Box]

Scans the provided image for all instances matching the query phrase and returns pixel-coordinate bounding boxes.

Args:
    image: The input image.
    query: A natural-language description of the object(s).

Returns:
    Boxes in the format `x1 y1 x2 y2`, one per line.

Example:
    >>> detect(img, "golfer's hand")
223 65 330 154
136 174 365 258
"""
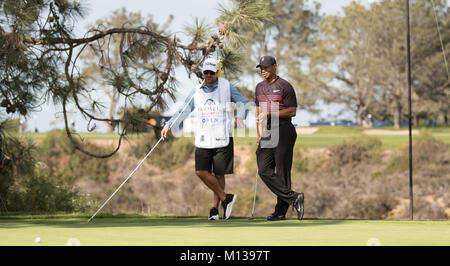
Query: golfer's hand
257 121 262 145
256 112 269 124
161 127 169 140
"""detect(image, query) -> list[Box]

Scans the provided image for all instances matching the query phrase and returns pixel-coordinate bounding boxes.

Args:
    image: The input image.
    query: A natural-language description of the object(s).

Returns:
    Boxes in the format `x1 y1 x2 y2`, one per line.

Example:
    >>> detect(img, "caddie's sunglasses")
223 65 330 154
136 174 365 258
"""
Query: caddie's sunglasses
203 71 216 75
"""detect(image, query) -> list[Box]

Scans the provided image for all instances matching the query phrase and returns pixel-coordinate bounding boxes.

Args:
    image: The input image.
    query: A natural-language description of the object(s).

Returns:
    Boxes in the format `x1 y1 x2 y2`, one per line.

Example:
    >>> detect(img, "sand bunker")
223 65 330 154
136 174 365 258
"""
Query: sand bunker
363 129 418 135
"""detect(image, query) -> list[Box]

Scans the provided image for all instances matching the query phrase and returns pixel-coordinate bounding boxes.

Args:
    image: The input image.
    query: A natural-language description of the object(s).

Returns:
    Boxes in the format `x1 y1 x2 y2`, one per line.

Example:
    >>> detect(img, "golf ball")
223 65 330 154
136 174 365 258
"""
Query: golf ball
35 237 41 243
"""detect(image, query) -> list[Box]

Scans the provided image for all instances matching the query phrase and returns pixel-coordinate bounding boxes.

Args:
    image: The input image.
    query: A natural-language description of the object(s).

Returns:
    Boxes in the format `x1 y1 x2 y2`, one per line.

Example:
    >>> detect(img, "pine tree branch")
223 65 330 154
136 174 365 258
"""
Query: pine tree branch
17 27 166 46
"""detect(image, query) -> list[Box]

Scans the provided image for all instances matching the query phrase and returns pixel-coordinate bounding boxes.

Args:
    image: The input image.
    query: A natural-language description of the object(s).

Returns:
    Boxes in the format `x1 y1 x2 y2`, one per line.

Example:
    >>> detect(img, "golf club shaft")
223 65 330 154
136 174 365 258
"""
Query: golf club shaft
250 171 258 218
88 137 163 222
88 84 200 222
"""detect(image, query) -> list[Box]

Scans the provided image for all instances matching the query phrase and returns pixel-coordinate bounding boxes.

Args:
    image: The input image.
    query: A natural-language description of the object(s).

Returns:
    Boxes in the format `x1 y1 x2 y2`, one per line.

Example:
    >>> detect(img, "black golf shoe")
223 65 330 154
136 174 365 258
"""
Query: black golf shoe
222 194 236 220
293 192 304 220
208 207 219 221
266 213 286 221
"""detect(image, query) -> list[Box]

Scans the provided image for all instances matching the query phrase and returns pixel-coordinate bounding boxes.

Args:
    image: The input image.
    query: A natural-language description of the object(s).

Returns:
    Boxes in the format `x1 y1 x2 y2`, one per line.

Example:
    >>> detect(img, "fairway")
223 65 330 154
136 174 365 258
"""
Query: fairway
0 214 448 246
18 127 450 150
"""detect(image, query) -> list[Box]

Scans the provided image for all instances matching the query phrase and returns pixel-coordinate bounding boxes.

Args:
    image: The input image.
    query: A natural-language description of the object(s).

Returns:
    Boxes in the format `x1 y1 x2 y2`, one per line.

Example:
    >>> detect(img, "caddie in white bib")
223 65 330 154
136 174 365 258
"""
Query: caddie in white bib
194 77 232 148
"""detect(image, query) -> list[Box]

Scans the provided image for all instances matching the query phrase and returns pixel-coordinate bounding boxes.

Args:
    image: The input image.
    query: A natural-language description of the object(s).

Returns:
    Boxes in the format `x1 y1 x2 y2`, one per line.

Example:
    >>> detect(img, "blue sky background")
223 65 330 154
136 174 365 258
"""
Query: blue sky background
25 0 378 132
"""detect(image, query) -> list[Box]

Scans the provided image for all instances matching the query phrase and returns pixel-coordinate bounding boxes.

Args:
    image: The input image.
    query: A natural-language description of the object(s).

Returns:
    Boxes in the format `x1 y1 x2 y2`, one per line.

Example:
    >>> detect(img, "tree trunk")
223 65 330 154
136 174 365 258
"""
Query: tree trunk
104 91 119 133
104 122 114 133
393 102 402 129
356 114 363 127
356 106 366 127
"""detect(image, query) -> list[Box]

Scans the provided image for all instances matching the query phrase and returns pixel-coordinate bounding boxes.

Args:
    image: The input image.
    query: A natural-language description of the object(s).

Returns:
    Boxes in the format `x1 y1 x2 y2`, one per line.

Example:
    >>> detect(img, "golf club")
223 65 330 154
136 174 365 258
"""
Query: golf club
88 83 200 223
248 170 259 220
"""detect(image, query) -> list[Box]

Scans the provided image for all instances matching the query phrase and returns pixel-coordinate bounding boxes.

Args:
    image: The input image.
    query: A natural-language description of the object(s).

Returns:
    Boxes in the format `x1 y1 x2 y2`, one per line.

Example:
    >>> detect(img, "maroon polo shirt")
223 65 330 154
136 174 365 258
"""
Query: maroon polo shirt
255 76 297 125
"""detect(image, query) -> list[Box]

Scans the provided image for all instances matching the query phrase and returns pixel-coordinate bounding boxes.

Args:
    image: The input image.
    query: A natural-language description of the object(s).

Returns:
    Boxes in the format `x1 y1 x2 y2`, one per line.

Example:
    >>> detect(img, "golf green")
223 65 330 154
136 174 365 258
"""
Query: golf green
0 214 448 246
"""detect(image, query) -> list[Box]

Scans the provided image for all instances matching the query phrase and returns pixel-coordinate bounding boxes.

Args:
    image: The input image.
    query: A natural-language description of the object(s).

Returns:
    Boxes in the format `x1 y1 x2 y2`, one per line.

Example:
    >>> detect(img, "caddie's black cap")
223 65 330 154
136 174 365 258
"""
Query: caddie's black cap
256 55 277 68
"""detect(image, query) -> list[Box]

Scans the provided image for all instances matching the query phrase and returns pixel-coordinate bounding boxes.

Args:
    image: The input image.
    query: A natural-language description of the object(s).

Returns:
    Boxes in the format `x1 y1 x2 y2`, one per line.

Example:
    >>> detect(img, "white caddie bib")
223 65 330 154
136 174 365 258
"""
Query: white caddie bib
194 77 232 148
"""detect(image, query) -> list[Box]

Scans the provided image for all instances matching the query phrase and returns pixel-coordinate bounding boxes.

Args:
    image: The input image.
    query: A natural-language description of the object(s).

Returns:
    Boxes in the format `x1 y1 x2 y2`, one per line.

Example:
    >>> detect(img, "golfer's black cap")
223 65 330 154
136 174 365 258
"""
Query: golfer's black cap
256 55 276 68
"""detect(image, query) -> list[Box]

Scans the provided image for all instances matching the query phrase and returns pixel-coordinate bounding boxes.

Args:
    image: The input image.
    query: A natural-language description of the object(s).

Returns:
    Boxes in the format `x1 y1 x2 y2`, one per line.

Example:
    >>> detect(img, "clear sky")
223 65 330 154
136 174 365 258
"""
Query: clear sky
78 0 361 28
27 0 378 132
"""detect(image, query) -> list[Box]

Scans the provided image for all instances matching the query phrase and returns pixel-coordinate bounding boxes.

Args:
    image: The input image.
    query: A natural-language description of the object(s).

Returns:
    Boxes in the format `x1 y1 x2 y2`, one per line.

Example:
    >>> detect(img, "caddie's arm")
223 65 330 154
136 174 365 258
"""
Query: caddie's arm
161 88 196 140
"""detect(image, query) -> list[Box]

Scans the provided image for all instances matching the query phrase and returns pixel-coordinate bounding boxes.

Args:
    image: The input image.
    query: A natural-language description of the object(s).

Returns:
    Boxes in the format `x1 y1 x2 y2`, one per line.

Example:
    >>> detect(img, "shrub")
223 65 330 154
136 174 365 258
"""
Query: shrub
0 132 88 212
230 189 256 217
129 134 195 170
170 138 196 167
381 130 450 175
305 185 338 217
292 143 310 174
328 135 382 169
19 172 85 212
413 197 448 220
0 134 36 210
244 151 257 174
128 133 159 158
39 130 111 183
344 183 398 220
347 195 395 219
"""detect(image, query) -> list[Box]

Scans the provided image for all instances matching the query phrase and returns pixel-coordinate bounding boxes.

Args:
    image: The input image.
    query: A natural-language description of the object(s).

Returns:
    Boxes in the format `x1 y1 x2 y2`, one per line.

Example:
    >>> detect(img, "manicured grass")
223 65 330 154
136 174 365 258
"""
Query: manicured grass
0 213 448 246
13 127 450 150
313 126 363 135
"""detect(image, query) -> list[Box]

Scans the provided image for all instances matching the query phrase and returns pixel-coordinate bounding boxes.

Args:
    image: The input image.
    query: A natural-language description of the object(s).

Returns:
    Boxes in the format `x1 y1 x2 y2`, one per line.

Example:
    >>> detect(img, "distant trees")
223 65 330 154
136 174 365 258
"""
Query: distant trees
238 0 322 110
308 2 378 126
412 1 450 125
369 0 449 128
238 0 449 127
307 0 449 127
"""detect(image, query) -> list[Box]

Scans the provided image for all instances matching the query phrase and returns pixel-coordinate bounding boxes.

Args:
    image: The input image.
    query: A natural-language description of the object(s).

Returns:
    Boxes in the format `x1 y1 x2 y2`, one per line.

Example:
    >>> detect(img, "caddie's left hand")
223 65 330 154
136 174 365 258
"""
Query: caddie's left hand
161 127 169 140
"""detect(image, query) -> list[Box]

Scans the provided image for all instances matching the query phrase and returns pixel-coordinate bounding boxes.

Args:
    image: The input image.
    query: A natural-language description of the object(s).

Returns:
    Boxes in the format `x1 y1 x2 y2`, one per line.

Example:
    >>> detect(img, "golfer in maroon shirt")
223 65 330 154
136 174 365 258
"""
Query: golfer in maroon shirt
255 56 304 221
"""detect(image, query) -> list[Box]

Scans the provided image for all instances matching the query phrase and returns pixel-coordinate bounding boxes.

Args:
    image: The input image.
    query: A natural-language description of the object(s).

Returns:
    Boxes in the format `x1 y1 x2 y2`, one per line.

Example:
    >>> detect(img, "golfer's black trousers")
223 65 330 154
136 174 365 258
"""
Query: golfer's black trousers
256 122 298 216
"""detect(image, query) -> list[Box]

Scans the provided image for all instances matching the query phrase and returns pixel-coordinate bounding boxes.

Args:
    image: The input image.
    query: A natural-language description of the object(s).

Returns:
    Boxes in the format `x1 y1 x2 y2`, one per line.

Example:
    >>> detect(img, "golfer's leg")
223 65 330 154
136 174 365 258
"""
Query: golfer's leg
275 197 289 216
256 146 290 199
274 123 298 209
257 141 296 205
257 148 288 214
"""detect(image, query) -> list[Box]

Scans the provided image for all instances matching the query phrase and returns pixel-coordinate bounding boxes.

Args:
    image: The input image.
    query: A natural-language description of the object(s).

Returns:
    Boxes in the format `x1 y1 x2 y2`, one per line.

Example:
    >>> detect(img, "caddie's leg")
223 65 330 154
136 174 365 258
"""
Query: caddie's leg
196 170 227 201
213 175 225 209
